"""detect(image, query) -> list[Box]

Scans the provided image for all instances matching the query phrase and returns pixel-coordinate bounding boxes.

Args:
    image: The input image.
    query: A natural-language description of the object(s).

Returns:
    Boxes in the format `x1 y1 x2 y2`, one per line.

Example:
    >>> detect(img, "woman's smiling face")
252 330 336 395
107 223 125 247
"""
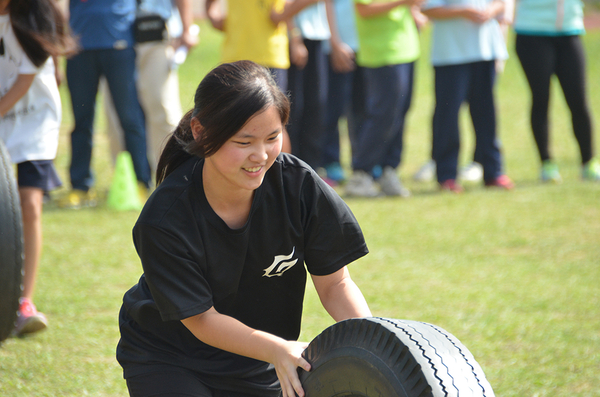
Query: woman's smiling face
202 106 283 194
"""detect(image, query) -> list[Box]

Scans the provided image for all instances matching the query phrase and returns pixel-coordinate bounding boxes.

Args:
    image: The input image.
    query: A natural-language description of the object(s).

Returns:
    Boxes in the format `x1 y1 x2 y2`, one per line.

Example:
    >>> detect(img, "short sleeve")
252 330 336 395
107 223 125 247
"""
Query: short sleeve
18 53 39 75
133 223 214 322
300 173 368 276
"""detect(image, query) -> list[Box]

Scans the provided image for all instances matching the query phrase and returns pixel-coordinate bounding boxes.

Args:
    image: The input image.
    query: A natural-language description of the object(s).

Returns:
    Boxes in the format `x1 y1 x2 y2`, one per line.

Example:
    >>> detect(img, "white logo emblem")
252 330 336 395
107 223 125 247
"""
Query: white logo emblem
263 247 298 277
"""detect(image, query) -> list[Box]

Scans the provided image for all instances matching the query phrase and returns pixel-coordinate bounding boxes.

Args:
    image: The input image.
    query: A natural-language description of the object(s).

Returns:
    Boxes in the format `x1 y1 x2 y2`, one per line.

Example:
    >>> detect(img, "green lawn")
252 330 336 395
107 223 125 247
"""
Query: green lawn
1 20 599 396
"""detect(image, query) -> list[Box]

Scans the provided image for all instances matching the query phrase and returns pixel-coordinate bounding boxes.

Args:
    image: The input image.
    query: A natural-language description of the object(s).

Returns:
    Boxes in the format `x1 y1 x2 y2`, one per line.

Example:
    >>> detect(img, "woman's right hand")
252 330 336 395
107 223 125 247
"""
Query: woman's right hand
290 36 309 70
270 340 311 397
182 308 311 396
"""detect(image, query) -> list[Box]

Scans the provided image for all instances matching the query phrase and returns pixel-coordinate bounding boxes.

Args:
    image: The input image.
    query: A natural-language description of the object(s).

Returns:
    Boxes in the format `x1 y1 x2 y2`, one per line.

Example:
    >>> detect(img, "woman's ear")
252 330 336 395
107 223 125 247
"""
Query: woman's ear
190 117 202 141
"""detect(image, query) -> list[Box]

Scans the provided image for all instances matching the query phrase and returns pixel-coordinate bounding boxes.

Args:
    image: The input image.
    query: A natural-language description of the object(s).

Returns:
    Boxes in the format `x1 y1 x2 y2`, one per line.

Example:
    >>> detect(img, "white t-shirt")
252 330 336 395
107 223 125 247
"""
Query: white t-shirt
0 14 61 164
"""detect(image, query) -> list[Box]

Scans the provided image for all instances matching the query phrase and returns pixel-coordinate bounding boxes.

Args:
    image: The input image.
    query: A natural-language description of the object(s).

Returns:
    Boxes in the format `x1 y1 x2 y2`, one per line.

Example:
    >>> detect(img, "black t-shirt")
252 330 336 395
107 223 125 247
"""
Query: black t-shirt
117 153 368 395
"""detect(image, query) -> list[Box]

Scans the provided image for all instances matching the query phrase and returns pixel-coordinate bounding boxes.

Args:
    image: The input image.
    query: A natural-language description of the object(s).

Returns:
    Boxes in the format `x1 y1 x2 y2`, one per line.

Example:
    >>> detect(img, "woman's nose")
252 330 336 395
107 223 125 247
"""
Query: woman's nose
250 144 269 162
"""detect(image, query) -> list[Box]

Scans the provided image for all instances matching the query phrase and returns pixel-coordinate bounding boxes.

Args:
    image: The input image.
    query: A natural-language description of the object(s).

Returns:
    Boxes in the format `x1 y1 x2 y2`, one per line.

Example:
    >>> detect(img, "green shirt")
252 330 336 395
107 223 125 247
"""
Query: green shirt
354 0 421 67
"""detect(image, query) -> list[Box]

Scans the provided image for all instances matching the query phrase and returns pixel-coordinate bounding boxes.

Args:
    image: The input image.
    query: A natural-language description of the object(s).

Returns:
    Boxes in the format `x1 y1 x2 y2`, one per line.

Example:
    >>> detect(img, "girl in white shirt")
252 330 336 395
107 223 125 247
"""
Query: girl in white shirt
0 0 76 336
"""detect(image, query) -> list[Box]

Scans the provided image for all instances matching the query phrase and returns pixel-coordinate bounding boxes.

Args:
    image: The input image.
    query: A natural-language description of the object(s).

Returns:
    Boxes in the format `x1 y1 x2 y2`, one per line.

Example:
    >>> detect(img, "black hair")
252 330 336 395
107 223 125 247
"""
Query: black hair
9 0 77 67
156 60 290 185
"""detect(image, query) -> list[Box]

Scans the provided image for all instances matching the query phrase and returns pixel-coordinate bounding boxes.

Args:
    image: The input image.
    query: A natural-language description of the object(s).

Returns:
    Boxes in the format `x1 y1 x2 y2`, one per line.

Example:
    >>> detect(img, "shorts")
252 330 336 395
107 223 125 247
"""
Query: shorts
17 160 62 192
125 368 279 397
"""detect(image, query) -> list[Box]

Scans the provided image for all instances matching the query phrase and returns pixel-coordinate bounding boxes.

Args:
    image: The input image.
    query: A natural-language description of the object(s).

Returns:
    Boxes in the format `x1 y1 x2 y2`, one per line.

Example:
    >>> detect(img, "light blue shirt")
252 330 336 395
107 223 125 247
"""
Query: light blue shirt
422 0 508 66
137 0 183 37
513 0 585 36
294 3 330 41
323 0 359 53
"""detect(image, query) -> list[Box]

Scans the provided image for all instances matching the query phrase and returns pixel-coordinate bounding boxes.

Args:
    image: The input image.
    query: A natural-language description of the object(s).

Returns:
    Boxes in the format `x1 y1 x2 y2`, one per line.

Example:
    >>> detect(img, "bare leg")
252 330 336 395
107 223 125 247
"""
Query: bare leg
19 186 44 301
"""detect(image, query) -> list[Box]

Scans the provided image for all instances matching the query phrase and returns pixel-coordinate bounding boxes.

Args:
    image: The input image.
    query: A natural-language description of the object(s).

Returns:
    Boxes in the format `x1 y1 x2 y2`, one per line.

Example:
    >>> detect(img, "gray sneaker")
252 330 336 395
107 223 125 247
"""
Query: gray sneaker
345 170 380 197
413 159 436 182
379 166 411 197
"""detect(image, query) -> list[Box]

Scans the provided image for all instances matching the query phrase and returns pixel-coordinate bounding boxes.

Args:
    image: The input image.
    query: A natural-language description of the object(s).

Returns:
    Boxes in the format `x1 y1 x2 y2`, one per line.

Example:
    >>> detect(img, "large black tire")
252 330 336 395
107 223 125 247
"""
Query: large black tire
0 139 23 343
300 317 495 397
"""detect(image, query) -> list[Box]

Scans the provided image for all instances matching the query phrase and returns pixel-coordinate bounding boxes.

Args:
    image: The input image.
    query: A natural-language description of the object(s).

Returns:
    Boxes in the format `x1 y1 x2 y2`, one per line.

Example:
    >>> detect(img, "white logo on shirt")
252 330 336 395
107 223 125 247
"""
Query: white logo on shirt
263 247 298 277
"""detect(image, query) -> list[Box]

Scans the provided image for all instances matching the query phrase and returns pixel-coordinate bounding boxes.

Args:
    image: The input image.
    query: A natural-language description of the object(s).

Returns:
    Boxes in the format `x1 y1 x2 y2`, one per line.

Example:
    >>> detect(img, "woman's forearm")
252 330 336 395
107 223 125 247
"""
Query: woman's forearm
0 74 35 117
182 307 284 362
181 307 311 397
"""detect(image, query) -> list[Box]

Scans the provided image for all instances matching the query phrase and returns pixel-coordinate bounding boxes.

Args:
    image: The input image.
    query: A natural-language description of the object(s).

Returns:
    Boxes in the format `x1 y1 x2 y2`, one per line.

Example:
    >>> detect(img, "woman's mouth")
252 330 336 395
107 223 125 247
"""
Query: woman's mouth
243 166 263 173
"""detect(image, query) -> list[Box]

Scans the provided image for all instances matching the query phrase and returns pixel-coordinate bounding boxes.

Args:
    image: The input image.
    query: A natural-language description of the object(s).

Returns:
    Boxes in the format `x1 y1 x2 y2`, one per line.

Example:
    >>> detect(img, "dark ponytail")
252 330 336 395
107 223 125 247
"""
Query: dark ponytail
10 0 78 67
155 110 195 185
155 60 290 185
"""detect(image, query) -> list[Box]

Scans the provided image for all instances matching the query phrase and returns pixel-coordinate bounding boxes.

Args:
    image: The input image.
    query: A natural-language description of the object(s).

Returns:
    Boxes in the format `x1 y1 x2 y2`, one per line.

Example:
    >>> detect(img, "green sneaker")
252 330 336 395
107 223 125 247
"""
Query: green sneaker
582 159 600 181
540 160 562 183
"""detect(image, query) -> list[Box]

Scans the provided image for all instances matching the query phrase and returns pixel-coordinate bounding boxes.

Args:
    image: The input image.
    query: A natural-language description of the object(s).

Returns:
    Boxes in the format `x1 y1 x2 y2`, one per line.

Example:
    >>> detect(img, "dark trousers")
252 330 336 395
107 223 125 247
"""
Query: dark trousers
352 62 414 173
432 61 502 183
269 67 288 93
66 47 150 191
322 63 354 166
288 39 329 169
126 369 271 397
515 34 593 164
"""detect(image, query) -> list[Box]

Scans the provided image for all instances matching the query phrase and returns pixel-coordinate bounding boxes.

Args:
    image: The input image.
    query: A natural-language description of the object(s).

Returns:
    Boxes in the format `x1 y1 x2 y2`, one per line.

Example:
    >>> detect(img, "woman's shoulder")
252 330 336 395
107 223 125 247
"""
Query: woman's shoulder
270 153 344 203
272 153 321 186
137 157 202 228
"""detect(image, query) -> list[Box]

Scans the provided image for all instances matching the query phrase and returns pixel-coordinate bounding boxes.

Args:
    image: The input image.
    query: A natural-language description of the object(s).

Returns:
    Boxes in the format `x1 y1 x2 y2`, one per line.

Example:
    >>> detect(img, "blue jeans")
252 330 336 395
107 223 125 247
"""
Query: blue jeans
66 47 150 191
432 61 503 183
352 62 414 173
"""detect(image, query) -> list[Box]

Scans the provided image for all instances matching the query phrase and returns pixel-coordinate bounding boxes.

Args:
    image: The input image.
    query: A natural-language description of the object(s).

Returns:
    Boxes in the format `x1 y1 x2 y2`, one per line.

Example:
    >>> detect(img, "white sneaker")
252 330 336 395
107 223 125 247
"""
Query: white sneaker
345 170 380 197
459 162 483 182
378 166 411 197
413 160 436 182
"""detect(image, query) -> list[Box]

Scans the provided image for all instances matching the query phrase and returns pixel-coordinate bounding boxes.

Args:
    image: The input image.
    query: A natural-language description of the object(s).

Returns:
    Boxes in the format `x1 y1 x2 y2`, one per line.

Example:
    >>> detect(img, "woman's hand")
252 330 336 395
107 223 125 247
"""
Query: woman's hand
329 41 356 73
290 35 309 69
270 340 311 397
182 308 312 397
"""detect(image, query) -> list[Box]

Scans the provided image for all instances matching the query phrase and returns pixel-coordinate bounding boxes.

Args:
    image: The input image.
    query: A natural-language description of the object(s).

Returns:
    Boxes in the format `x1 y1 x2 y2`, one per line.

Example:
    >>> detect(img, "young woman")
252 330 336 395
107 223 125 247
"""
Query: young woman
117 60 372 397
421 0 515 193
514 0 599 182
0 0 76 335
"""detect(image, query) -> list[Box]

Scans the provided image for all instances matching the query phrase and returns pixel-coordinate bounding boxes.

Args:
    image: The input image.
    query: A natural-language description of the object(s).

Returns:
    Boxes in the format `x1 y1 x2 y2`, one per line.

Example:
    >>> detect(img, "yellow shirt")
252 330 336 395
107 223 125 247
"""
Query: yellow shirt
221 0 290 69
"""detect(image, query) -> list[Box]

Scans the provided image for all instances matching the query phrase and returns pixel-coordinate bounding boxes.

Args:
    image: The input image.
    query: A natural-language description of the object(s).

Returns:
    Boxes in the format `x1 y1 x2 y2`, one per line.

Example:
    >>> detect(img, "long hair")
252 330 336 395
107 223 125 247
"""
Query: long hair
156 60 290 185
10 0 78 67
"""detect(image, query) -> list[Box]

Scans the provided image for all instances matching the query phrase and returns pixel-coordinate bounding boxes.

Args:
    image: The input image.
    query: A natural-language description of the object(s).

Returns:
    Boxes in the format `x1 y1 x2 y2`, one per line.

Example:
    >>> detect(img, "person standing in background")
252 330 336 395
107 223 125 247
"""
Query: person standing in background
60 0 151 208
104 0 199 187
0 0 76 335
345 0 422 197
274 1 330 169
421 0 514 193
514 0 600 182
320 0 359 185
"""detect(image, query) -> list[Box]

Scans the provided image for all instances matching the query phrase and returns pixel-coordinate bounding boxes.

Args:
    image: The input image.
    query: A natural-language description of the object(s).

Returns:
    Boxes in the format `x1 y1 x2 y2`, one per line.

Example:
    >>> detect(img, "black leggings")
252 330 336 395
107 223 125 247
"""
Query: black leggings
515 34 594 164
126 369 270 397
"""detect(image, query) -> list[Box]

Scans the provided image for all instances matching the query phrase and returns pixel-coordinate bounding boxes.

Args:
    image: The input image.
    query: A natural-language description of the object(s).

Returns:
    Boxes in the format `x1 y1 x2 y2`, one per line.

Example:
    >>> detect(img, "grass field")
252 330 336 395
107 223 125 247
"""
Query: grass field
1 19 599 396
